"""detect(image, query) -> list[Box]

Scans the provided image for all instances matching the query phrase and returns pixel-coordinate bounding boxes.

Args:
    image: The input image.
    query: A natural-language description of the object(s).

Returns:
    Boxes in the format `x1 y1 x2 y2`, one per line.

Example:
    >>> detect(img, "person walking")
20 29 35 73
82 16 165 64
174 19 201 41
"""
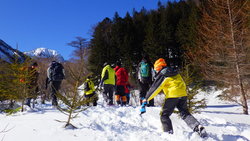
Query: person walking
137 54 155 106
83 76 98 106
47 61 65 106
100 62 116 105
140 58 207 138
114 61 128 106
25 62 39 107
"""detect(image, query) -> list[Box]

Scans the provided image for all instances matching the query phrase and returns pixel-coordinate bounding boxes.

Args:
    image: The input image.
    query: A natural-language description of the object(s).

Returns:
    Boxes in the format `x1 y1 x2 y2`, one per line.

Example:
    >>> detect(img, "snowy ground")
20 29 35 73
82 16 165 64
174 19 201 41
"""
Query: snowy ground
0 88 250 141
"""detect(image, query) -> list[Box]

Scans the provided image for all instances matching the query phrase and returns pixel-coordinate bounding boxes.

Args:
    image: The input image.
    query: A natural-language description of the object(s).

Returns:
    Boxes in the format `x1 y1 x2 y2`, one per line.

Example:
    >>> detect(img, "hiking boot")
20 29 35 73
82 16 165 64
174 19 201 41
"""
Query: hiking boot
194 125 208 138
163 130 173 134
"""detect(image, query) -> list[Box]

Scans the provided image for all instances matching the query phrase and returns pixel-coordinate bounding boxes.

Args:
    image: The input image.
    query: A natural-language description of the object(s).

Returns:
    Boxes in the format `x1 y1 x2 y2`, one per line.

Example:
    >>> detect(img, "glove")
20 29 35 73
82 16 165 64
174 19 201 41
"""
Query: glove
140 101 147 115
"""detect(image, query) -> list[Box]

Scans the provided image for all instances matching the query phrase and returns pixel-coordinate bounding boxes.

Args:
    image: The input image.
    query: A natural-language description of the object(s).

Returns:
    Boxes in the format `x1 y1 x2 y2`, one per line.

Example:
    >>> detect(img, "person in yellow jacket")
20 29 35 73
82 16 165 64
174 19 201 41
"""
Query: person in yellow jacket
100 62 116 105
141 58 207 138
84 76 98 106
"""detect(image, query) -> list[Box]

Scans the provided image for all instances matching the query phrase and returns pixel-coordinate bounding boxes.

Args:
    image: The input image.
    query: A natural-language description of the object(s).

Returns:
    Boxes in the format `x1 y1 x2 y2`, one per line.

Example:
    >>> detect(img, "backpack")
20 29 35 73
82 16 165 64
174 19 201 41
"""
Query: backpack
140 61 150 78
49 62 64 81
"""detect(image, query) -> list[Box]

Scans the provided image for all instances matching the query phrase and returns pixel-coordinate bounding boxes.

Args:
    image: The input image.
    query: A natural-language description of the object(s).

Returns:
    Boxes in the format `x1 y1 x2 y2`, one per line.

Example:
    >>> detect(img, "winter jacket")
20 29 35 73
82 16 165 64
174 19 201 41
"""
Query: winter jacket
114 66 128 86
101 65 115 85
145 67 187 101
84 78 95 95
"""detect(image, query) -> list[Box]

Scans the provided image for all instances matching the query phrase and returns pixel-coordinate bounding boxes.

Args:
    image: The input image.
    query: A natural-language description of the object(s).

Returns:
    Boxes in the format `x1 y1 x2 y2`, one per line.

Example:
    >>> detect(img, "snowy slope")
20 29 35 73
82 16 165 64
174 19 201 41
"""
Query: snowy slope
0 89 250 141
24 48 64 62
0 39 26 63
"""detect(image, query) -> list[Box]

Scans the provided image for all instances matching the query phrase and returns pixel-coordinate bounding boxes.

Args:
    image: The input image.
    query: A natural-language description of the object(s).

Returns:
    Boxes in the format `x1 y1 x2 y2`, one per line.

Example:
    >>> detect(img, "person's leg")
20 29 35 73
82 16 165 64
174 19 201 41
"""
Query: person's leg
121 96 127 106
50 81 61 106
126 93 130 105
93 95 98 106
92 92 98 106
84 94 91 106
118 85 126 106
102 84 109 103
161 98 178 133
145 82 154 106
139 82 147 104
115 95 121 105
108 85 114 105
176 96 200 131
25 98 31 107
50 82 56 106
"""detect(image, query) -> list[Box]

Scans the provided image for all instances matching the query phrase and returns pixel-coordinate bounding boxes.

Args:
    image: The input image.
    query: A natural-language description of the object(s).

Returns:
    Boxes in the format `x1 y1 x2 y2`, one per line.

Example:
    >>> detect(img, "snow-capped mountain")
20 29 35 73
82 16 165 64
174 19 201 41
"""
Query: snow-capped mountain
24 48 64 62
0 39 26 63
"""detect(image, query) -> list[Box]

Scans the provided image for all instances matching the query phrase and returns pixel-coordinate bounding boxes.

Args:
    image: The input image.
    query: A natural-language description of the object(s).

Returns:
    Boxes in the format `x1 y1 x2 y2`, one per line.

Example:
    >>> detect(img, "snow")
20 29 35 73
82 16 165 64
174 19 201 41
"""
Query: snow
24 48 65 62
1 88 250 141
0 44 14 63
0 40 26 63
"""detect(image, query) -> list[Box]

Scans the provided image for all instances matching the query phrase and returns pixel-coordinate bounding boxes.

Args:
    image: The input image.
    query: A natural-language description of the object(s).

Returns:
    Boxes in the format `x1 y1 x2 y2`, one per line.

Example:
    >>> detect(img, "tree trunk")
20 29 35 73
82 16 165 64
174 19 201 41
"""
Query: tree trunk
239 80 248 114
227 0 248 115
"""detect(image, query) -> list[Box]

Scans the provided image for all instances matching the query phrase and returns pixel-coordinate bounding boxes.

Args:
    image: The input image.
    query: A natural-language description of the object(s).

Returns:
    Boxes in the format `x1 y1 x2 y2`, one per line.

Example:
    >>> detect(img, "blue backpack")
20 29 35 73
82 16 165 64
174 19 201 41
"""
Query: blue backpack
140 62 150 78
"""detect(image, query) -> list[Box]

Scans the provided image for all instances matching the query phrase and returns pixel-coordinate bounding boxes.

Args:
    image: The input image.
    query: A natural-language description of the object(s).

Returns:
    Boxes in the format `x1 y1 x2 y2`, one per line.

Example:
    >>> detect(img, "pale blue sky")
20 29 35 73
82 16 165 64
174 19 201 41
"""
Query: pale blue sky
0 0 176 60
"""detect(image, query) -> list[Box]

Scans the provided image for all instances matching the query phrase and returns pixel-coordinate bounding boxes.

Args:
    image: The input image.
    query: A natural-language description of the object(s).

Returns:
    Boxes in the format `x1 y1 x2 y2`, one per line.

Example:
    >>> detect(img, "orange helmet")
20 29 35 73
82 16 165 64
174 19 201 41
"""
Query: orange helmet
154 58 167 72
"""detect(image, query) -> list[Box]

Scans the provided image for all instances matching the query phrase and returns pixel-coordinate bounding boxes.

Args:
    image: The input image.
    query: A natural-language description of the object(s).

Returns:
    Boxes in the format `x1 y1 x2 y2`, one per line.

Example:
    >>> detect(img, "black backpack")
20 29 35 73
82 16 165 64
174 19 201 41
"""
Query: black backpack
49 62 65 81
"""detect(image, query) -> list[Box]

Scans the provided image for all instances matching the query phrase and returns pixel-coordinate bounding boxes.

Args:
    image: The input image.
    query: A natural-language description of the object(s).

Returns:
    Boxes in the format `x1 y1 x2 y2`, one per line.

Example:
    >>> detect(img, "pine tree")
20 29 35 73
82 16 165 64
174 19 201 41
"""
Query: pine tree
181 64 206 113
88 18 113 75
0 58 37 112
56 60 94 129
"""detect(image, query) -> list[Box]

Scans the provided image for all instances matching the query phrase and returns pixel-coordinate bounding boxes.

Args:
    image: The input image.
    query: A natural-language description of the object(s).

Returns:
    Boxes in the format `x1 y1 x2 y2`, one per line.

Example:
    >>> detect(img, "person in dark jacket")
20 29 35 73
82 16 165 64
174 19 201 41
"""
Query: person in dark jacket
137 54 155 106
141 58 207 138
47 61 65 106
114 61 128 106
25 62 39 107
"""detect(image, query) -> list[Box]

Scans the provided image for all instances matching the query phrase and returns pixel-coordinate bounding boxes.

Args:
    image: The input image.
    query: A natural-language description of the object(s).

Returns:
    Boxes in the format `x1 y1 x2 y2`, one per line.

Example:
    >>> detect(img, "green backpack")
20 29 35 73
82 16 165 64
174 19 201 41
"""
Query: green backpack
140 62 150 78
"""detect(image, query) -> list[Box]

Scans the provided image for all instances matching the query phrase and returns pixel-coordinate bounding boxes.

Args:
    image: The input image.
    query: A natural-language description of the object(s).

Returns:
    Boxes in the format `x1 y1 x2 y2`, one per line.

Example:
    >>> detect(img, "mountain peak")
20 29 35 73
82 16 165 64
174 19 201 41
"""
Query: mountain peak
24 48 65 62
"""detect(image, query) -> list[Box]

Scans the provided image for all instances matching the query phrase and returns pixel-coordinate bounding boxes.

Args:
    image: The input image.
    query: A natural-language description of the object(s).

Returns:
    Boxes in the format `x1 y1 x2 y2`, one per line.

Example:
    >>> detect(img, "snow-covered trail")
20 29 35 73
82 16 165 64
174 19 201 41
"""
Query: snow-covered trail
1 88 250 141
1 102 250 141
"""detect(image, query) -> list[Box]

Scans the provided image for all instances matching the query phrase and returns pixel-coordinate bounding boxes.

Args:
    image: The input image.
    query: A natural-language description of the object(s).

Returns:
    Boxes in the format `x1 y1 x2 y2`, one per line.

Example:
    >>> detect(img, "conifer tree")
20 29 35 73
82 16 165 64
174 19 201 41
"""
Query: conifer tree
181 64 206 113
88 18 113 75
56 60 94 129
0 58 37 112
193 0 250 114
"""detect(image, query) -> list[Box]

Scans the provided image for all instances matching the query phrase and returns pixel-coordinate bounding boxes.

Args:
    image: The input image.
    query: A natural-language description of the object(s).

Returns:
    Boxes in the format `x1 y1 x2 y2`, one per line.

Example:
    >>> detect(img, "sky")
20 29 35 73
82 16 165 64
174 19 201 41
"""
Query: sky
0 0 176 60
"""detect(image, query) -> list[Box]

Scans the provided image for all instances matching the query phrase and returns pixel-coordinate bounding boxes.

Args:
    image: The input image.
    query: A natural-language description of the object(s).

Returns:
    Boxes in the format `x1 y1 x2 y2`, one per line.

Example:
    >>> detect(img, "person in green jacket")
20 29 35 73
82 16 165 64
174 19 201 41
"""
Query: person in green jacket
83 76 98 106
141 58 207 138
100 62 116 105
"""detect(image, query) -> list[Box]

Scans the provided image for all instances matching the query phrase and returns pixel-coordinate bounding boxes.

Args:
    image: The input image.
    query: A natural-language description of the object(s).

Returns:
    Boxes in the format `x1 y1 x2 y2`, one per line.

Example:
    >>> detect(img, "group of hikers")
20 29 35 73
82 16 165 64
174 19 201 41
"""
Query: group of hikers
99 55 154 107
22 60 65 107
21 54 207 138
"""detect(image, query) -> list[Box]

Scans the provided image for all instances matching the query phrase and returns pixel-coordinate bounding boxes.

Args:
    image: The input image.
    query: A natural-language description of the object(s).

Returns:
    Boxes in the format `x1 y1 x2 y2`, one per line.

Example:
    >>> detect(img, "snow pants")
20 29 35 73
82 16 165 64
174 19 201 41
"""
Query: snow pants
138 81 154 106
115 85 127 105
85 92 98 106
103 84 114 105
49 81 62 106
160 96 200 133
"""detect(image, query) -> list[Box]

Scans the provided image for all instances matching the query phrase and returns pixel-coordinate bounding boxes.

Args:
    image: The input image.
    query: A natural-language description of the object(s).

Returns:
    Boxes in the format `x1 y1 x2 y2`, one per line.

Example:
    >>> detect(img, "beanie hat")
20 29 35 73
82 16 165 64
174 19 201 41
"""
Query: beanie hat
154 58 167 72
116 61 121 67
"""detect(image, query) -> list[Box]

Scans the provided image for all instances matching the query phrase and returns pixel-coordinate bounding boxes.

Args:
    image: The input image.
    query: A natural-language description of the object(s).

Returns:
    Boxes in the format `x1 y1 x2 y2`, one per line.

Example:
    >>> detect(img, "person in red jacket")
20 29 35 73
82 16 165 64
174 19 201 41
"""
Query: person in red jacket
114 61 128 106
